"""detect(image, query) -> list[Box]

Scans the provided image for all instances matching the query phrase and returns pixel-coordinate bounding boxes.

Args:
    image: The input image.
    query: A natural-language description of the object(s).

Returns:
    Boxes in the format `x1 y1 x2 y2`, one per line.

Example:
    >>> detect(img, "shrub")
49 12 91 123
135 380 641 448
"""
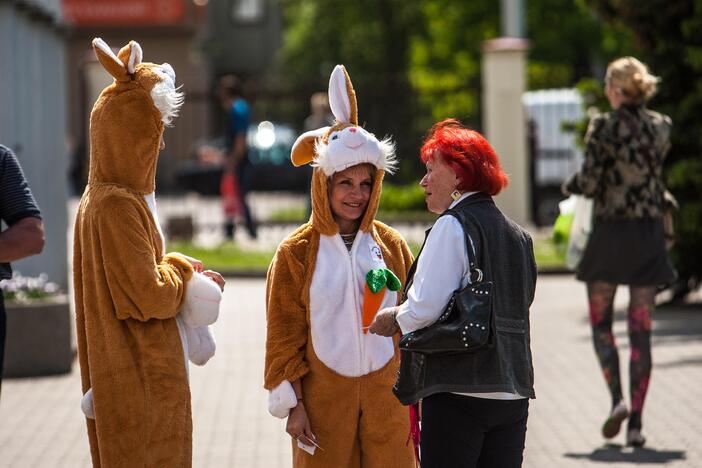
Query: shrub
379 182 426 212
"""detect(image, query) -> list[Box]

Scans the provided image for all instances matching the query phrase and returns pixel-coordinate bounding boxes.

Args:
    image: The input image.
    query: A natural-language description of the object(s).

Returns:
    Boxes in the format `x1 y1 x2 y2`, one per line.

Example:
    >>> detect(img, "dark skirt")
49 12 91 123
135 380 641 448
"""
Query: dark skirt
576 217 676 286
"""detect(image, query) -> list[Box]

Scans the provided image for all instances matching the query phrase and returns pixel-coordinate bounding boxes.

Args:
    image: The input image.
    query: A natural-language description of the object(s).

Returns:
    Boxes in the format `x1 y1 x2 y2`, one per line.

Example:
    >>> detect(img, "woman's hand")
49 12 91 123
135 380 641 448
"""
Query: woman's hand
369 306 400 337
181 254 203 273
286 402 317 447
203 270 225 291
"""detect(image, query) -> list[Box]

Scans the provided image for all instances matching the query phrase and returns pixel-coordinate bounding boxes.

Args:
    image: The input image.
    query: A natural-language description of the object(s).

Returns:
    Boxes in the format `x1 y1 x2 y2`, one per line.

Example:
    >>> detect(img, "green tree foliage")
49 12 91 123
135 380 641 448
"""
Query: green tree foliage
586 0 702 296
275 0 422 180
526 0 633 88
406 0 631 126
274 0 631 181
407 1 499 131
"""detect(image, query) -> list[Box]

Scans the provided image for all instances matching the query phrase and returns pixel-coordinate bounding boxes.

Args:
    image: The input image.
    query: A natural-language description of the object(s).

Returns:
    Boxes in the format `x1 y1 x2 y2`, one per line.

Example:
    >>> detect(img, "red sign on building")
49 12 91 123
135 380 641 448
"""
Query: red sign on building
62 0 186 26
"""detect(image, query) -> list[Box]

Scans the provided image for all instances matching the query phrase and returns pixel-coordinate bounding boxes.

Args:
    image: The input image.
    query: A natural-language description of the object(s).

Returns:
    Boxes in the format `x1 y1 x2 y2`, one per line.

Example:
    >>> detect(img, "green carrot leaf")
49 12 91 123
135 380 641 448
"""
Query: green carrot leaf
365 268 388 294
384 268 402 291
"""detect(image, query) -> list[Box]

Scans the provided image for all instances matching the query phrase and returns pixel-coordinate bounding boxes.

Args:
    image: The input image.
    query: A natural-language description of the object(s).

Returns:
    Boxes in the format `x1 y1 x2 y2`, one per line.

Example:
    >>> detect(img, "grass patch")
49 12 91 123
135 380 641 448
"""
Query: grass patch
170 242 274 273
172 235 566 276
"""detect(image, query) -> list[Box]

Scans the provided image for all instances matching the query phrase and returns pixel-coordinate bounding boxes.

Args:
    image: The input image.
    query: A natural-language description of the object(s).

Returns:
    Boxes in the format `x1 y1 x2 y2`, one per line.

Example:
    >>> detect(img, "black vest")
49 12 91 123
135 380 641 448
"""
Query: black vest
394 193 537 404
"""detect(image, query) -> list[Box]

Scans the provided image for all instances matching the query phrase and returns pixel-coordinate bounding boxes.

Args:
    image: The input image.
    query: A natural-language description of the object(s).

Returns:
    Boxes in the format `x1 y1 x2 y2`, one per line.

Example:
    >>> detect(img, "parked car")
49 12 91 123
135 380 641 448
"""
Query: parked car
174 121 311 195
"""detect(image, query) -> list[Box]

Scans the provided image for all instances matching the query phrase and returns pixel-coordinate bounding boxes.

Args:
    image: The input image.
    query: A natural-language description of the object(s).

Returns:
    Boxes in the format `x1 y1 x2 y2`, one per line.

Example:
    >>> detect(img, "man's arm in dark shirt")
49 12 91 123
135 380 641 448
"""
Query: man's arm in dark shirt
0 217 44 262
0 146 44 263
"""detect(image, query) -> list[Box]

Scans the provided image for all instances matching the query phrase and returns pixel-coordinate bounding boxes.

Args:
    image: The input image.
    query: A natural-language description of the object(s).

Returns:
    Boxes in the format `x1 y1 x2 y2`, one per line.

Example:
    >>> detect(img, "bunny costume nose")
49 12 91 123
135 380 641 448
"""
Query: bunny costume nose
343 127 365 149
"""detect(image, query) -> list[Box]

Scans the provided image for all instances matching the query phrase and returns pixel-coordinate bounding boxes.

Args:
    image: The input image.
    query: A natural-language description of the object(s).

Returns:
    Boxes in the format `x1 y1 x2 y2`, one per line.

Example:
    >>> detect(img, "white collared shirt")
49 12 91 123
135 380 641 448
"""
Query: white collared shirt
396 192 475 334
395 192 525 400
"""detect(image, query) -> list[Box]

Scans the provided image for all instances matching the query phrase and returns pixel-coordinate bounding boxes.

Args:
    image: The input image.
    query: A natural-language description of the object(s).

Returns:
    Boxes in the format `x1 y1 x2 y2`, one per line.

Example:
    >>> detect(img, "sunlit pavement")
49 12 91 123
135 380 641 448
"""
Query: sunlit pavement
1 275 700 467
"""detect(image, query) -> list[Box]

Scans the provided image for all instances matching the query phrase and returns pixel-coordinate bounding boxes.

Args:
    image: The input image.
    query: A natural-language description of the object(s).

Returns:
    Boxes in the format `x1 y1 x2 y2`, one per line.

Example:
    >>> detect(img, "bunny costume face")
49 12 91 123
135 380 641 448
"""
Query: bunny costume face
290 66 399 236
291 65 397 175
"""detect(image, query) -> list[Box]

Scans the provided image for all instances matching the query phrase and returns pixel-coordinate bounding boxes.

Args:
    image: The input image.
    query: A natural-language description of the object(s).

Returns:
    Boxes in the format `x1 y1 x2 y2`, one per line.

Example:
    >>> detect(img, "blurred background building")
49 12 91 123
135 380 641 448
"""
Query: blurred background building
1 0 285 287
0 0 68 287
1 0 700 298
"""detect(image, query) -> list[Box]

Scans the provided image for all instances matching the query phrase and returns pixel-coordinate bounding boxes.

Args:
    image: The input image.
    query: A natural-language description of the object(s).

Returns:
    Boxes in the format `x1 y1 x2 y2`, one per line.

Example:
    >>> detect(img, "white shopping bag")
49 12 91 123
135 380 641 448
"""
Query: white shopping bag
565 195 594 270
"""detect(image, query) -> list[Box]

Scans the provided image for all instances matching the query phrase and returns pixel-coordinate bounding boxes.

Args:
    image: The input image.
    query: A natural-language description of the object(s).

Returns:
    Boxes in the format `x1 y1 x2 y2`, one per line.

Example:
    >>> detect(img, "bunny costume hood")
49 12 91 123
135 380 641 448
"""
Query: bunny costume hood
291 65 397 236
264 65 415 467
73 38 215 468
89 38 182 194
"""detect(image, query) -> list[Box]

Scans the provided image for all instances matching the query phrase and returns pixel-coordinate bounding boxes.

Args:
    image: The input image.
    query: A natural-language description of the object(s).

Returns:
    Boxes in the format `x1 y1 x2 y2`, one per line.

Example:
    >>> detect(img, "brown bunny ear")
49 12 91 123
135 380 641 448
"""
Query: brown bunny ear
92 38 129 82
291 127 329 166
117 40 143 74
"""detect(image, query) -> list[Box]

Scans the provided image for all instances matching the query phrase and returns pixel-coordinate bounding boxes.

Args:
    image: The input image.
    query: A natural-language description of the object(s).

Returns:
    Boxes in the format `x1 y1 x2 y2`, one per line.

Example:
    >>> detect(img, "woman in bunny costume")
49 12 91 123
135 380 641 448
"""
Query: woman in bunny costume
264 65 415 468
73 38 224 468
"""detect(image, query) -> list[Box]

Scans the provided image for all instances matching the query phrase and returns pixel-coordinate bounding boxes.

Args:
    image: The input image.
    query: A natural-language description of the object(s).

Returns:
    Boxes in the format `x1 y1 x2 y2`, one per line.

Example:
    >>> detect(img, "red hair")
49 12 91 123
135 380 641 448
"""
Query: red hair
420 119 508 196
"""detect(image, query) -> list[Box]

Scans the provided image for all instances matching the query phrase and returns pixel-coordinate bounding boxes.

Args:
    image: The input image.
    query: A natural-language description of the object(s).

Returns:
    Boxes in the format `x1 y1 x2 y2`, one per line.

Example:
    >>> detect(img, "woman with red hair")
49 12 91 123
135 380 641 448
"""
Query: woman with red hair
371 119 537 468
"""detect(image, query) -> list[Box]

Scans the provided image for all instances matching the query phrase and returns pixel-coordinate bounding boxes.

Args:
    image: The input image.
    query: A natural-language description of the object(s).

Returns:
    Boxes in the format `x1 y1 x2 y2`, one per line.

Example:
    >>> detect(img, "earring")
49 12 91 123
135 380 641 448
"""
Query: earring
451 189 462 201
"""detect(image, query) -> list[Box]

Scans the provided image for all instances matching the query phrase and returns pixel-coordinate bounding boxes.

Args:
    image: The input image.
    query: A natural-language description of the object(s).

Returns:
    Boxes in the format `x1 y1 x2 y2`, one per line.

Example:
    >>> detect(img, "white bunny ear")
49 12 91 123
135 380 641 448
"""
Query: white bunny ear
328 65 358 125
127 41 142 74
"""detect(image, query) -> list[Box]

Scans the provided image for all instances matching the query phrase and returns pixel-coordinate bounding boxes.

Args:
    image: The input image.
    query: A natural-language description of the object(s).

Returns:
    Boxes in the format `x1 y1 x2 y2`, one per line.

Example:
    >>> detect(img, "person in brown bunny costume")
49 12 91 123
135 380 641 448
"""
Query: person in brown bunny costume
264 65 415 468
73 38 223 467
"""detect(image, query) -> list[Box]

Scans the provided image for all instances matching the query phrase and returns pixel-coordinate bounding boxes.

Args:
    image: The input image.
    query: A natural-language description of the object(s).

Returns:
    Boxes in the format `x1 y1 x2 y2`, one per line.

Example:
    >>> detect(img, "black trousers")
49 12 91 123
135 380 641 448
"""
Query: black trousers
421 393 529 468
0 293 5 396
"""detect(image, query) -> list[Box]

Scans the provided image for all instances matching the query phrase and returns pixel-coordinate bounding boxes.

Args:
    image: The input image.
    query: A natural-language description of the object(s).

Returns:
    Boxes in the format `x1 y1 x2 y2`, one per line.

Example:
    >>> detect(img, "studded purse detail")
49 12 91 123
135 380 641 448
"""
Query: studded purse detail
399 211 494 355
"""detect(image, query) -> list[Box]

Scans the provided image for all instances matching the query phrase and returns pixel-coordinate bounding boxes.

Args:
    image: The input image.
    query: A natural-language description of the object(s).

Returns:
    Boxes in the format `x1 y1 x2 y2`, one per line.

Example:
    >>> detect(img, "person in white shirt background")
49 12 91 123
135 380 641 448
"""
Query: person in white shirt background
371 119 537 468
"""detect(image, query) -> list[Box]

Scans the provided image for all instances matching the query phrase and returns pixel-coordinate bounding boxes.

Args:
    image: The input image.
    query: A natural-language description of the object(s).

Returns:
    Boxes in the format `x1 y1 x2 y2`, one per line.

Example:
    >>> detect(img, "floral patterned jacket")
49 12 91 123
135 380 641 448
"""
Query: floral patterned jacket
563 104 673 220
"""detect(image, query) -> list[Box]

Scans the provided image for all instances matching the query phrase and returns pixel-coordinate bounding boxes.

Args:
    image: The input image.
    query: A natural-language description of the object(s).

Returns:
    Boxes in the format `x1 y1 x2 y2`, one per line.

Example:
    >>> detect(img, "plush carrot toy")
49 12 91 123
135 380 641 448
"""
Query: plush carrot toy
362 268 401 333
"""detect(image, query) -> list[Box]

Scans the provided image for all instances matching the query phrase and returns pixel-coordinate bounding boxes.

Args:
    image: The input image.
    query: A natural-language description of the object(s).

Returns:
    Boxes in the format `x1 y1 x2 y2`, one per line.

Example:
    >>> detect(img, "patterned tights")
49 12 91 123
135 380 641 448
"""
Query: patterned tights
587 281 655 430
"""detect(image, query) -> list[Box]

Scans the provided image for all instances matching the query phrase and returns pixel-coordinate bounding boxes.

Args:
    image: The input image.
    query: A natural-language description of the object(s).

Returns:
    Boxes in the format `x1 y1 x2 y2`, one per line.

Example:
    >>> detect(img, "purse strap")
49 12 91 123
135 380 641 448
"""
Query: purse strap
402 202 491 301
445 209 488 284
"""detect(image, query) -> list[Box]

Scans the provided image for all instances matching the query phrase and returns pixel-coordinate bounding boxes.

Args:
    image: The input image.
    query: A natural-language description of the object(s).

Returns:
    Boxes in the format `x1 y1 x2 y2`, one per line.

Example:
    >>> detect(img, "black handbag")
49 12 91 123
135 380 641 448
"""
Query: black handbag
398 211 493 355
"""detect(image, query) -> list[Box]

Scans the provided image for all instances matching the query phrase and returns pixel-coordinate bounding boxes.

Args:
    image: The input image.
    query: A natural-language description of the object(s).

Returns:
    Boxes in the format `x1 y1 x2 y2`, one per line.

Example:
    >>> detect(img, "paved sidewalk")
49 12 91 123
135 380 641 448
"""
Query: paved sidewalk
1 276 700 467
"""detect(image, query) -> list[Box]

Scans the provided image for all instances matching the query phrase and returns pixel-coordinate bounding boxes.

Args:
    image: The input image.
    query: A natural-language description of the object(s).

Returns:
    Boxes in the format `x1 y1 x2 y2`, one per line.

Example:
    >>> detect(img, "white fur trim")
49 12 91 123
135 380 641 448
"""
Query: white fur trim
92 38 123 69
309 233 395 377
143 192 165 252
150 78 184 126
127 41 143 74
268 380 298 418
377 137 399 173
81 388 95 420
312 127 397 176
328 65 351 124
180 272 222 327
186 325 216 366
